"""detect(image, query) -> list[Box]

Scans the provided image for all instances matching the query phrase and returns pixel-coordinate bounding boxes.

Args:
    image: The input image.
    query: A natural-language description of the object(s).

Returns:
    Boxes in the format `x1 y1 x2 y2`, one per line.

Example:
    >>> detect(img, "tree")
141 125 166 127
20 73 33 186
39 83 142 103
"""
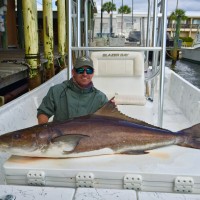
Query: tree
102 1 116 36
169 9 188 49
169 9 187 68
102 1 116 14
118 5 131 14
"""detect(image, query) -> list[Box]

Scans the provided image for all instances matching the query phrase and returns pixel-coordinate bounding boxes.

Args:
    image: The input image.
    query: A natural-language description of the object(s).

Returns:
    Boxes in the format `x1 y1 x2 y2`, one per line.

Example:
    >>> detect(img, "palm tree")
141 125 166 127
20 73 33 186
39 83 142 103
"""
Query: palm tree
102 1 116 36
169 9 187 67
118 5 131 14
118 0 130 35
169 9 187 49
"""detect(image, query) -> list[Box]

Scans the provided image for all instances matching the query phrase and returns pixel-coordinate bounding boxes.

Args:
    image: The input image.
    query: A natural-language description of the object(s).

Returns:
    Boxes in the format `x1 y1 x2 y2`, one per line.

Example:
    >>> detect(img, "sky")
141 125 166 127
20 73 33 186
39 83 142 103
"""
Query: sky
36 0 200 13
95 0 200 13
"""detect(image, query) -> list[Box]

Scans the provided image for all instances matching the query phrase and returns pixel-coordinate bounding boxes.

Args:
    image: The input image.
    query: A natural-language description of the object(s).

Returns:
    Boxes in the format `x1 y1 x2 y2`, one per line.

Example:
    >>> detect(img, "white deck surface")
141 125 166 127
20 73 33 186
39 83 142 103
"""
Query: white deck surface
75 189 200 200
74 188 137 200
0 186 200 200
138 191 200 200
0 67 200 199
0 185 75 200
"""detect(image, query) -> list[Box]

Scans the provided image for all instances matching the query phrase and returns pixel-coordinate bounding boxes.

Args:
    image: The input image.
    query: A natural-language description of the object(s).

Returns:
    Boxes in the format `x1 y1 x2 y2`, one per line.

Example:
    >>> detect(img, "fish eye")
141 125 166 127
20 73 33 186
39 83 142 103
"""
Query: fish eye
13 133 21 139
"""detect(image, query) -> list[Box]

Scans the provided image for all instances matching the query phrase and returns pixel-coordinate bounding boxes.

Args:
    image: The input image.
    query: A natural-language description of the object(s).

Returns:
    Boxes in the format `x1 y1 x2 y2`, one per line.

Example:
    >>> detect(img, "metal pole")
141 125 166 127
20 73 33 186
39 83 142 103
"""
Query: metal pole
71 46 162 51
110 0 113 36
68 0 72 79
145 0 151 65
100 0 103 37
132 0 133 28
84 0 89 56
150 0 158 100
158 0 168 127
77 0 81 47
121 0 123 34
152 0 158 48
140 17 145 46
146 0 151 47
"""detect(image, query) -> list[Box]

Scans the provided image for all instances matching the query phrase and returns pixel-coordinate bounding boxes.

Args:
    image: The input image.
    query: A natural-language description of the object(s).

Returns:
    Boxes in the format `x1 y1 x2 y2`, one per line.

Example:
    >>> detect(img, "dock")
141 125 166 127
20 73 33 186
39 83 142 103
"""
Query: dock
0 49 61 106
0 49 28 83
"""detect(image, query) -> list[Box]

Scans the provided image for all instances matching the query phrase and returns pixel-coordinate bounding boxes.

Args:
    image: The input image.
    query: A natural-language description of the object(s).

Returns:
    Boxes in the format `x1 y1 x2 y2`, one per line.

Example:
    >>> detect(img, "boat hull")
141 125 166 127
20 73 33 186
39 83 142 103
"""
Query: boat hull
181 45 200 64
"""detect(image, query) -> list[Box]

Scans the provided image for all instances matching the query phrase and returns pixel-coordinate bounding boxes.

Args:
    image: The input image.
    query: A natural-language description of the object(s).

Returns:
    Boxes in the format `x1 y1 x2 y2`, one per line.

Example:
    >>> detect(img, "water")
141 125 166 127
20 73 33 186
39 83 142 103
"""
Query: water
165 59 200 89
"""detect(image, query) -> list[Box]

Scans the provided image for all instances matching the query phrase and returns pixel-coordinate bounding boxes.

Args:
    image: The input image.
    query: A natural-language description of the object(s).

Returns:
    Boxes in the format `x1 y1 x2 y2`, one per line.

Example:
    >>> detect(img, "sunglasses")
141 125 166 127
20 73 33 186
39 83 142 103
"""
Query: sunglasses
75 67 94 74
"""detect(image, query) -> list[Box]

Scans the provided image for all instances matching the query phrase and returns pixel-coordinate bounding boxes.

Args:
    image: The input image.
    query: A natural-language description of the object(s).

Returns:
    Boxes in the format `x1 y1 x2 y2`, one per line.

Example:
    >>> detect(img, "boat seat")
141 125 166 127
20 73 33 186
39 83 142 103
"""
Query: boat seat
91 51 146 105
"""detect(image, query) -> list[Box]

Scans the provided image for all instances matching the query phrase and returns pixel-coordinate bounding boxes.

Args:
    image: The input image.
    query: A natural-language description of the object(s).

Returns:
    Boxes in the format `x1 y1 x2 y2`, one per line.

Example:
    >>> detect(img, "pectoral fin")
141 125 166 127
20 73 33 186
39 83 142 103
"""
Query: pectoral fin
52 134 89 152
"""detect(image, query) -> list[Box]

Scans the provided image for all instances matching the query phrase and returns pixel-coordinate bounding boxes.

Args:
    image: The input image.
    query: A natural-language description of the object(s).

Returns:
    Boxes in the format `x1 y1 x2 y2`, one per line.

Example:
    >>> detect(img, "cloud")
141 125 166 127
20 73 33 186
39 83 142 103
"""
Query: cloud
177 0 200 11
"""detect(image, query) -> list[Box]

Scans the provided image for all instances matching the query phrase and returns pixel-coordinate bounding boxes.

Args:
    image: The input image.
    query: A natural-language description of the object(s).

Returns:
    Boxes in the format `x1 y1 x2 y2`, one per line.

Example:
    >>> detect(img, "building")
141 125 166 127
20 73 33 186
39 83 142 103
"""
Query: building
167 11 200 39
93 12 148 42
93 11 200 44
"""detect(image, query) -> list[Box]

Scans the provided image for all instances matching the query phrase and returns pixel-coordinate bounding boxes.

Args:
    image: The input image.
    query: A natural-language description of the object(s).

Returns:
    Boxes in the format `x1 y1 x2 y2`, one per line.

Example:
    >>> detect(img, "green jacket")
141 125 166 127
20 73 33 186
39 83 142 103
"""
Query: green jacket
37 78 108 122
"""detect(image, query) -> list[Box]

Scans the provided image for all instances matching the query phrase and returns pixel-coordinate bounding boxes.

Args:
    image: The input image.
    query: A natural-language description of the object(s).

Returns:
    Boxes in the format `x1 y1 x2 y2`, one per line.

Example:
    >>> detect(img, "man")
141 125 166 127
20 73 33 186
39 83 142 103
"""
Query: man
37 56 108 124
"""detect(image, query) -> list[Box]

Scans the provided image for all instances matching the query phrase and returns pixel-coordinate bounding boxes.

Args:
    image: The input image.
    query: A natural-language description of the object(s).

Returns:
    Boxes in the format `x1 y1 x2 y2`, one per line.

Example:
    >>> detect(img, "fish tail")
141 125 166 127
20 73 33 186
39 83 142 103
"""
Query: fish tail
181 123 200 149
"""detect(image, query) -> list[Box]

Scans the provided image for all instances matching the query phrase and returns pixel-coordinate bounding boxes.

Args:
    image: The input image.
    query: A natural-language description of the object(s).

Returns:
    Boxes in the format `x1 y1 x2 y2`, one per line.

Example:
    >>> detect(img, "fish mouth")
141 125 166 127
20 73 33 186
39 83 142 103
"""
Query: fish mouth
7 146 38 155
0 142 39 154
0 143 10 150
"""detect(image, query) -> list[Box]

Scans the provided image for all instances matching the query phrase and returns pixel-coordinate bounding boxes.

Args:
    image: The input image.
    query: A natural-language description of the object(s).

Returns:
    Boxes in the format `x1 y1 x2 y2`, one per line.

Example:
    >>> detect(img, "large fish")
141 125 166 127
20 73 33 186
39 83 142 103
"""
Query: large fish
0 100 200 158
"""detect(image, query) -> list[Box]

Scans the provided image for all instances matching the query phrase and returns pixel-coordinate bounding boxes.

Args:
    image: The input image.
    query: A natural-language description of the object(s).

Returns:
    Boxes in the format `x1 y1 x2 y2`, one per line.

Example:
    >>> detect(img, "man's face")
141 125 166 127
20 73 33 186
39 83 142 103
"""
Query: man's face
72 66 94 87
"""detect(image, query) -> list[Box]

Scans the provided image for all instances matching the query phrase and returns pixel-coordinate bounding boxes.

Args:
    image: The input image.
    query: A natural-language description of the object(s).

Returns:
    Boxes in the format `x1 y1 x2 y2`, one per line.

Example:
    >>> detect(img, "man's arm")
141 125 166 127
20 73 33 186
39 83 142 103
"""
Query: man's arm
38 114 49 124
37 87 55 124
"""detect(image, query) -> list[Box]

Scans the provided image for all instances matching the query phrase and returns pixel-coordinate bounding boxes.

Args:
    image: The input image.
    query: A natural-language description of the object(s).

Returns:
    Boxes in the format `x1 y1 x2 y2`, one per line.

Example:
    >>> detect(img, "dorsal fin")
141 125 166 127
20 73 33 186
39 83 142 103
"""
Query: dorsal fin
94 98 164 130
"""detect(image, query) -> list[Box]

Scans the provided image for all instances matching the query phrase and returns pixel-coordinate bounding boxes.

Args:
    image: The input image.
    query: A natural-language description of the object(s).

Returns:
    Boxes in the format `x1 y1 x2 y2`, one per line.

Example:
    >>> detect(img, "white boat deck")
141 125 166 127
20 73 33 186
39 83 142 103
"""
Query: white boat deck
1 186 200 200
1 0 200 197
0 62 200 198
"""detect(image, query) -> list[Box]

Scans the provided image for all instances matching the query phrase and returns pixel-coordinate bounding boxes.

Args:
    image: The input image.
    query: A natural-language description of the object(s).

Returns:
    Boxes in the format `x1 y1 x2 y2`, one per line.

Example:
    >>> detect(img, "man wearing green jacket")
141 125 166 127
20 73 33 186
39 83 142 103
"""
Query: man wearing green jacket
37 56 108 124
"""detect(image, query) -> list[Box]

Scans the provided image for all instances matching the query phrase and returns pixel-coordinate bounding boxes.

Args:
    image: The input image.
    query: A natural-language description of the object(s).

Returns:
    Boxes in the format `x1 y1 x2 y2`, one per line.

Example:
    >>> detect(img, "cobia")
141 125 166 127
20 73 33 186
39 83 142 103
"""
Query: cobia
0 100 199 158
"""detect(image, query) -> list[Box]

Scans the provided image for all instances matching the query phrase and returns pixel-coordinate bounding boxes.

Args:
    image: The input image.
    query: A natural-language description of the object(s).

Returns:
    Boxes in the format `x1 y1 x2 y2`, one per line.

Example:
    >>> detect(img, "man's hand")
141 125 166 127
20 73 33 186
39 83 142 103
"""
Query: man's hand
38 114 49 124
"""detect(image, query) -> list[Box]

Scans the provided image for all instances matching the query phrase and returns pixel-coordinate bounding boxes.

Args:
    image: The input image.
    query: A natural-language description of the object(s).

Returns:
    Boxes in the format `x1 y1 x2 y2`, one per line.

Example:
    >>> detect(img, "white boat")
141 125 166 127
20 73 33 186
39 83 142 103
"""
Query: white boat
181 44 200 63
0 0 200 199
181 27 200 63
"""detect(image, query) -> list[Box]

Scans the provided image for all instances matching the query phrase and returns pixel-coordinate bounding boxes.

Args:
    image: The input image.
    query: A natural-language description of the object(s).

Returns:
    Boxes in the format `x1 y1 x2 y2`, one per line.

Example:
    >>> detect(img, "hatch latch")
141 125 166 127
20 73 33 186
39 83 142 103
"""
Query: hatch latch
76 172 94 188
27 170 46 186
174 176 194 193
124 174 143 190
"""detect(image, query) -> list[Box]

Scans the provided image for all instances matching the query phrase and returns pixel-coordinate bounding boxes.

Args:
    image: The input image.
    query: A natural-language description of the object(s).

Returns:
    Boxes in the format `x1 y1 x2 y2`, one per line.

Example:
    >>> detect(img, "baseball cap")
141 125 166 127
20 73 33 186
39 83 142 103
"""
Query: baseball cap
74 56 94 69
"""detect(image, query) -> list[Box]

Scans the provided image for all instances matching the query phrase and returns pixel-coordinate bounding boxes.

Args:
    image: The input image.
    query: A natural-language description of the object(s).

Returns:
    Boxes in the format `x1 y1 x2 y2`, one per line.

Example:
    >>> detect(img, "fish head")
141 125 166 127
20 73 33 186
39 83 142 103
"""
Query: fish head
0 126 43 154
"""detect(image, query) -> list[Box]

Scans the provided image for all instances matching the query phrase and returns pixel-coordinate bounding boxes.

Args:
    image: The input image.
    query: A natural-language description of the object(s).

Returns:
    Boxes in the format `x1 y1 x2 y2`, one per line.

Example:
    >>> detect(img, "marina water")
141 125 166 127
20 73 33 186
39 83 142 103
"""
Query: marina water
166 59 200 89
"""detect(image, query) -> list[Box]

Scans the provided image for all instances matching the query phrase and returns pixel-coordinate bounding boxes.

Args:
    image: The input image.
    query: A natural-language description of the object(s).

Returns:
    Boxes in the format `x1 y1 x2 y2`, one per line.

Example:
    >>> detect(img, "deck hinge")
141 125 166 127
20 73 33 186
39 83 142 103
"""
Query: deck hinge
76 172 94 188
27 170 46 186
174 176 194 193
124 174 143 190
